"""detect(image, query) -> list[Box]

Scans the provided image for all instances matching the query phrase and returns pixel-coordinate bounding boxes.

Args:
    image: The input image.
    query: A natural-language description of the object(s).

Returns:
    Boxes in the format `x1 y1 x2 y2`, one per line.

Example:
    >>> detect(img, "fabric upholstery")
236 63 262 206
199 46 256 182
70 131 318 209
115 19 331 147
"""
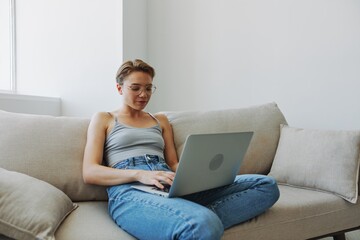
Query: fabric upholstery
269 125 360 203
0 110 107 201
2 104 360 240
223 185 360 240
54 187 360 240
0 168 77 240
55 202 135 240
163 102 287 174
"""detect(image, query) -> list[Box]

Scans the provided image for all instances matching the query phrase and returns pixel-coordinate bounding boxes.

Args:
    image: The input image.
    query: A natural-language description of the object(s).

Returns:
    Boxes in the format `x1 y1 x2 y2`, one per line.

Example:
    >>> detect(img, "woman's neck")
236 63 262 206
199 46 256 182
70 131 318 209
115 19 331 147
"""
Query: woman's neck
117 106 146 119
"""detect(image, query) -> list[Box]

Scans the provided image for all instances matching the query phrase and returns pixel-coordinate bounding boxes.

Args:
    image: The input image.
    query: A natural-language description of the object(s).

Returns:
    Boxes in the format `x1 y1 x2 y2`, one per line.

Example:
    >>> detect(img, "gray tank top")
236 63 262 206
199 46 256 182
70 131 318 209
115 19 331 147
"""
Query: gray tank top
103 113 165 167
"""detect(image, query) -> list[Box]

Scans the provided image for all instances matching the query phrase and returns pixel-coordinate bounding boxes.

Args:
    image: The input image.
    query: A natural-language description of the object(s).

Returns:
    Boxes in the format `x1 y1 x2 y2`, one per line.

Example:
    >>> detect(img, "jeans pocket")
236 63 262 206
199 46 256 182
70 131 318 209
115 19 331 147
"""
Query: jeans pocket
159 162 172 172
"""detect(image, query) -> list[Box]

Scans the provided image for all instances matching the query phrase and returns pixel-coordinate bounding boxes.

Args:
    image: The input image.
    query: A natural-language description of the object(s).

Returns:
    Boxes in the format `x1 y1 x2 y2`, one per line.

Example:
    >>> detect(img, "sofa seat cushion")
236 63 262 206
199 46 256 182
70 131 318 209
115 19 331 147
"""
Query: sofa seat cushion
223 185 360 240
55 186 360 240
55 202 135 240
163 102 287 175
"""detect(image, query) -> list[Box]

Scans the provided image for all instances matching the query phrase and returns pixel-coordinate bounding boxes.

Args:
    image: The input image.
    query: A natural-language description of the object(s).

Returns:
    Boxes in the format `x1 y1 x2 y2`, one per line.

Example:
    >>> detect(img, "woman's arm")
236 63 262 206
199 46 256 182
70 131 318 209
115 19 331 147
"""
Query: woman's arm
82 112 174 188
82 112 137 186
155 113 179 172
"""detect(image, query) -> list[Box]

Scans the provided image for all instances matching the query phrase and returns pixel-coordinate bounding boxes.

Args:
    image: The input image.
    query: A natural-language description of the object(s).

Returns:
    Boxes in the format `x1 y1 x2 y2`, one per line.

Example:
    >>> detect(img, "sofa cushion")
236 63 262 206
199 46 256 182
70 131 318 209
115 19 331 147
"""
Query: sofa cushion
0 110 107 201
163 102 287 174
55 188 360 240
0 168 77 240
223 185 360 240
269 125 360 203
55 202 135 240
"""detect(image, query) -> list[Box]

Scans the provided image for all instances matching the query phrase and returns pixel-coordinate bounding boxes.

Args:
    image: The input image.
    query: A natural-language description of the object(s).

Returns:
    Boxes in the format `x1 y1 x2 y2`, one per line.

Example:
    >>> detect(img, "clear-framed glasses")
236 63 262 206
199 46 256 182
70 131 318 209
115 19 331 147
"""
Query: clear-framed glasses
125 84 157 95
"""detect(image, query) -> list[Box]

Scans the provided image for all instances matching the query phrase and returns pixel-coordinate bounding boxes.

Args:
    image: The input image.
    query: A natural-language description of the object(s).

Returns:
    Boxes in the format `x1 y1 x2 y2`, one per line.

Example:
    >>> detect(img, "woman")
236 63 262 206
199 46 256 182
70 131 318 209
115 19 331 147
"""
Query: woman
83 59 280 240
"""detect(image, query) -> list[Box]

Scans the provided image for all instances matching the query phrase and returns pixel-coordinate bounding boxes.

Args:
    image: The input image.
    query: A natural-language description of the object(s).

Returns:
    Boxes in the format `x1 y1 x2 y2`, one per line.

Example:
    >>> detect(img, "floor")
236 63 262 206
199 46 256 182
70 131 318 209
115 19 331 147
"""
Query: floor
319 230 360 240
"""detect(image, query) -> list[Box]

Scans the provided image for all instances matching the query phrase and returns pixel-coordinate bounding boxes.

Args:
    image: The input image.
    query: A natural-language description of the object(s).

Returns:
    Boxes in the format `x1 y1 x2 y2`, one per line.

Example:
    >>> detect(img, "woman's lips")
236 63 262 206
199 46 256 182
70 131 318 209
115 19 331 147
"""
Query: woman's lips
137 100 148 106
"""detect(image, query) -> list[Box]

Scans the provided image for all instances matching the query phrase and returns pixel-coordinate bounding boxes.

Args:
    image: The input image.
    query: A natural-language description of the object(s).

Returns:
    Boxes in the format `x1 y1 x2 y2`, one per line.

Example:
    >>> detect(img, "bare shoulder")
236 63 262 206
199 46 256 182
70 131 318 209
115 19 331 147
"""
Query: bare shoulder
91 111 112 123
154 112 170 125
154 113 172 131
89 112 114 131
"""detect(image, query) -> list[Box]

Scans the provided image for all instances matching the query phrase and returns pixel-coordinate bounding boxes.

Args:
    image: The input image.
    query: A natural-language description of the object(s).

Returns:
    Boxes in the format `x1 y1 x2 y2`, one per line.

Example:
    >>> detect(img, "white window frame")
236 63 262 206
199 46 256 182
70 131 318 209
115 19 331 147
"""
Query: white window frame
9 0 16 92
0 0 16 93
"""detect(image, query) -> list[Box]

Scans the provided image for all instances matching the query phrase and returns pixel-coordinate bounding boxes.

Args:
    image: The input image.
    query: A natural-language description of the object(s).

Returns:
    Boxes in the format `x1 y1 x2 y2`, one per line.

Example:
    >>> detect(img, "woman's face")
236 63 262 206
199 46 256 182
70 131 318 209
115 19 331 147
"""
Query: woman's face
118 71 154 111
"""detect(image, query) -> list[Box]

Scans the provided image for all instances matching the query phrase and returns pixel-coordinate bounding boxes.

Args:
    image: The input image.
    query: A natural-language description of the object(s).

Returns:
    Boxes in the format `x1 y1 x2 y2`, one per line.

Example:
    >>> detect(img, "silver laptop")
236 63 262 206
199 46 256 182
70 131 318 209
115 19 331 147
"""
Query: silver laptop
131 131 253 198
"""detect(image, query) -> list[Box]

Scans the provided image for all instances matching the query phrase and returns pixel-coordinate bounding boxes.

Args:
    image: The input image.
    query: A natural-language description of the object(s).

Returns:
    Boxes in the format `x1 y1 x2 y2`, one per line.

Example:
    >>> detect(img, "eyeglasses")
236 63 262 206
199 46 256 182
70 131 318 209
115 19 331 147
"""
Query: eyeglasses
124 84 157 95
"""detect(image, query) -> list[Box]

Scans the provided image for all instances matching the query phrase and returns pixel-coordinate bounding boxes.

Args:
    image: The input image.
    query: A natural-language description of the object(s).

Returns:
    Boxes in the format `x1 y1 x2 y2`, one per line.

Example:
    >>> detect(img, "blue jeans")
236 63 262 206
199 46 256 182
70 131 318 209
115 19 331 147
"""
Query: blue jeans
107 155 280 240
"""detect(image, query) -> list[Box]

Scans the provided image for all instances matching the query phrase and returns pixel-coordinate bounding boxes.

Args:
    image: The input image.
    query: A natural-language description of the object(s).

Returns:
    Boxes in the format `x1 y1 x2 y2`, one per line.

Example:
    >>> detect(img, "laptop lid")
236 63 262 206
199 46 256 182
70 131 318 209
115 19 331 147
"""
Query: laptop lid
167 131 253 197
131 131 253 198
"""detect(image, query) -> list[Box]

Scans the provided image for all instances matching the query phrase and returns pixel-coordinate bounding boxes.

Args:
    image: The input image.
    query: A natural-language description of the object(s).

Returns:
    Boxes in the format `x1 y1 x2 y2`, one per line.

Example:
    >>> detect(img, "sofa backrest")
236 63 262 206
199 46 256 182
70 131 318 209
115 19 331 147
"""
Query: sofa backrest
164 102 287 175
0 102 287 202
0 110 107 201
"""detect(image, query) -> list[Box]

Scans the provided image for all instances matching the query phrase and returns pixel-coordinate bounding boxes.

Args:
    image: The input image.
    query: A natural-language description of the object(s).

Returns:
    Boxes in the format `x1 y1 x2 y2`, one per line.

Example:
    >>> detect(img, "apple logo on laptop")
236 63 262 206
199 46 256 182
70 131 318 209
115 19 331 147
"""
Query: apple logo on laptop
209 154 224 170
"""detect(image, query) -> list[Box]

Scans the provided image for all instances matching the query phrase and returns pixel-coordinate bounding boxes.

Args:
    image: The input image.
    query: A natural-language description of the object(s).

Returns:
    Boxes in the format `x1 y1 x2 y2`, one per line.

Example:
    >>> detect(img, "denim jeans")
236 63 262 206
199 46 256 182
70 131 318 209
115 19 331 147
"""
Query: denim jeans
107 155 280 240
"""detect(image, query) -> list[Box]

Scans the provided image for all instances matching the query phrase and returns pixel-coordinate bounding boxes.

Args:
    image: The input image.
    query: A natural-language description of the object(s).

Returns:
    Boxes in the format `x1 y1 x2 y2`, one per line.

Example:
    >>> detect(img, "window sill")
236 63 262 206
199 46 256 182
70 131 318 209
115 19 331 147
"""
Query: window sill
0 92 61 116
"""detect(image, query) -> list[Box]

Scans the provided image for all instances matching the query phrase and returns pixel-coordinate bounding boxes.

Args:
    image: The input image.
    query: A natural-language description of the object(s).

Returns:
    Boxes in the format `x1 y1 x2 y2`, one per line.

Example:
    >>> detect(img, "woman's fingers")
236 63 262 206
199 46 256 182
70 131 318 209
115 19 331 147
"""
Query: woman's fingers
152 171 175 189
138 170 175 188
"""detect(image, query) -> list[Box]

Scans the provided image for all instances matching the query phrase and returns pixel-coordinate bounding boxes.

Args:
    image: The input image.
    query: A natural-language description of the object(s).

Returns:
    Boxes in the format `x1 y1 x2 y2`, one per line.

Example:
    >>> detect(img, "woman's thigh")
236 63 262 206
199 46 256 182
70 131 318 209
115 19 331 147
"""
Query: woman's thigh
108 184 224 240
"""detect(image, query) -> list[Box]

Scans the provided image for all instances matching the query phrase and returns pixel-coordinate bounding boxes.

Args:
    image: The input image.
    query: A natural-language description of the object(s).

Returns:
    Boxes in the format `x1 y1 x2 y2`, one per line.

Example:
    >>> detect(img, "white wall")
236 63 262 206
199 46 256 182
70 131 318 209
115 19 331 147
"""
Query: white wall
9 0 360 130
15 0 123 117
123 0 148 61
146 0 360 130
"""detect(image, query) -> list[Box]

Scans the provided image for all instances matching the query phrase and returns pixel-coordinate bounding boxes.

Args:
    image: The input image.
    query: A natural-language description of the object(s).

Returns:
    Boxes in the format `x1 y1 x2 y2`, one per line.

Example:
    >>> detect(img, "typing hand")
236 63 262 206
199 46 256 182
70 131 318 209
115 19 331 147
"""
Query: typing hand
137 170 175 189
153 183 171 193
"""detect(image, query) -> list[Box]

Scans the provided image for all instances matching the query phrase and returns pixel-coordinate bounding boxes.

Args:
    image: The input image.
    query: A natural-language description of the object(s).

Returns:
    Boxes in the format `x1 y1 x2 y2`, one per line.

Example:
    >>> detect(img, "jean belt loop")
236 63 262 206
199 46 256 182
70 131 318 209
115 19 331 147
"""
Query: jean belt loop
130 157 135 167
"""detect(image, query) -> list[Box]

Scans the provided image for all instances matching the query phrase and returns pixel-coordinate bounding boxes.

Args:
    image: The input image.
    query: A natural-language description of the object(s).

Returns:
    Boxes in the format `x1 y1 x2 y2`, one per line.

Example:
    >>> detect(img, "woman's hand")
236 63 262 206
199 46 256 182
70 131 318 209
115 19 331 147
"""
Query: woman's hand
136 170 175 189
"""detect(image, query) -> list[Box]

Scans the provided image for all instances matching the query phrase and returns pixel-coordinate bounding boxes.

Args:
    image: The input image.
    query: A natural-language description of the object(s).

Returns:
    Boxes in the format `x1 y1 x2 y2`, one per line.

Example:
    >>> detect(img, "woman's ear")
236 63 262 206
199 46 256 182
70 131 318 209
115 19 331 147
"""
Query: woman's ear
116 83 123 95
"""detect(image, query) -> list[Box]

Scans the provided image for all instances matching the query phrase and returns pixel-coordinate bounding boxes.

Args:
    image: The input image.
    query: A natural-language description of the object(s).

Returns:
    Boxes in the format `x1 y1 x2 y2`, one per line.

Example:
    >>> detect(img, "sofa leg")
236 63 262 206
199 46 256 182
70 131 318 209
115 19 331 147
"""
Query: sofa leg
333 233 346 240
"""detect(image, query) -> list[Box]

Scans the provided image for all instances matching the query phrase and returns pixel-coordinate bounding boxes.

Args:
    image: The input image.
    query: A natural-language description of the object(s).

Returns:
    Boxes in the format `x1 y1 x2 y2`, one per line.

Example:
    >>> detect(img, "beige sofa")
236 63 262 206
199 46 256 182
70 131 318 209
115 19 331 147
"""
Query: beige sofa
1 102 360 240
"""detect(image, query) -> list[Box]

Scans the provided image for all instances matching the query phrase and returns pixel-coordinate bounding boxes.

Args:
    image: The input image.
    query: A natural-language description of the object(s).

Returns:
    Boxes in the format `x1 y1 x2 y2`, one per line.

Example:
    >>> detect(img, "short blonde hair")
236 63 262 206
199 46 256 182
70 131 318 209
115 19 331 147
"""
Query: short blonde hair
115 59 155 84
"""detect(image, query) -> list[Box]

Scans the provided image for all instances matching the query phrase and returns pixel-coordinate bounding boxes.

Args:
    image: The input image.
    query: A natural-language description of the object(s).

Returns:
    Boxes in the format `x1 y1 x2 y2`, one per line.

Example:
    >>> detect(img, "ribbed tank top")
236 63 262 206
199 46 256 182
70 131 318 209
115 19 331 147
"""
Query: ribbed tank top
103 113 165 167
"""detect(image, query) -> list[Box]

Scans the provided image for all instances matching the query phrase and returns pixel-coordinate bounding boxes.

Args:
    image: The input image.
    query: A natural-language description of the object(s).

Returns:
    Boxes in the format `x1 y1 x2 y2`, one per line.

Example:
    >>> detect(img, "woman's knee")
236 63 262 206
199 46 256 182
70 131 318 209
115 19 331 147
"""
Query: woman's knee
178 208 223 240
258 175 280 207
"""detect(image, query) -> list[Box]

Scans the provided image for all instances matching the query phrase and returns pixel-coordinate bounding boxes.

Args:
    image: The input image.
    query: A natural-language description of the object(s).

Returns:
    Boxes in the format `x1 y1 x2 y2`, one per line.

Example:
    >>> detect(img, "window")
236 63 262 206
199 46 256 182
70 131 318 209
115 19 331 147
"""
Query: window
0 0 16 92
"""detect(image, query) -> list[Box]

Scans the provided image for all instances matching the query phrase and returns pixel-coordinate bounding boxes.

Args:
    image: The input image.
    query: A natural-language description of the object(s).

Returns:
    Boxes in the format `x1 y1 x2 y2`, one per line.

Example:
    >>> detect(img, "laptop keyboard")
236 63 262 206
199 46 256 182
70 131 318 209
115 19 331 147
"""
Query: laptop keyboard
152 184 171 193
